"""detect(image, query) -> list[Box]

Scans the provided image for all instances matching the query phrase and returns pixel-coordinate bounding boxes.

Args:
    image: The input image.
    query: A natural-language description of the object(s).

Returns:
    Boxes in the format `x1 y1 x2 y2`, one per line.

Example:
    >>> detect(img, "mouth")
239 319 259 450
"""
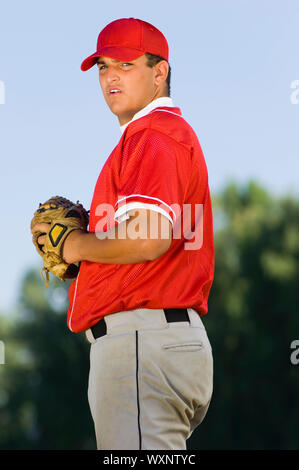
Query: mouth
107 87 122 96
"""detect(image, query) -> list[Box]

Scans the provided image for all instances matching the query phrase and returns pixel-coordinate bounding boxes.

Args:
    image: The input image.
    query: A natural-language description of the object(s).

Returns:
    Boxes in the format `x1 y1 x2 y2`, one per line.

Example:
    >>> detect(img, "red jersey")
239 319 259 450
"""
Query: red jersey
67 105 214 333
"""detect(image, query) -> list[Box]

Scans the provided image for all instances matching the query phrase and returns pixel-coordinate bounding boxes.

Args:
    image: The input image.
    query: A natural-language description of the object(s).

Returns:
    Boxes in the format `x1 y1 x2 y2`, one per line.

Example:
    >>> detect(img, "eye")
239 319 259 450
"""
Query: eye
121 62 133 68
98 64 107 71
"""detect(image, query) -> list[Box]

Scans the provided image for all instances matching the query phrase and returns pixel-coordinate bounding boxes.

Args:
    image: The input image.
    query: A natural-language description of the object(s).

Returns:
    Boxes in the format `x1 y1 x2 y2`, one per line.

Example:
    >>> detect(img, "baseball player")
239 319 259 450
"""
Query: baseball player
32 17 215 450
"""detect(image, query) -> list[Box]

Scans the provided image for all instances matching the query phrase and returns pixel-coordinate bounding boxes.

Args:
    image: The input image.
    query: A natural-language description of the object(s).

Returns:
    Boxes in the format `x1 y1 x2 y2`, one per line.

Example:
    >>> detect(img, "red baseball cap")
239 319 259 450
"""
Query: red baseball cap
81 18 169 71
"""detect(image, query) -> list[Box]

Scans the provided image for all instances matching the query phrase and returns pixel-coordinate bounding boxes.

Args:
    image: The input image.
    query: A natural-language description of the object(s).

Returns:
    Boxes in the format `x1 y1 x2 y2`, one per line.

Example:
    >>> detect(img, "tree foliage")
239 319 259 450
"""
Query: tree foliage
0 180 298 449
188 180 299 449
0 272 95 449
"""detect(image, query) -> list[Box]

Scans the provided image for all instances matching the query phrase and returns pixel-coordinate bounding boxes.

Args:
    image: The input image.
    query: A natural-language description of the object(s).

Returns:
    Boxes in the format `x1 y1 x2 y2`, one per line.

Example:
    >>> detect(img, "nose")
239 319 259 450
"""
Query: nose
106 65 120 84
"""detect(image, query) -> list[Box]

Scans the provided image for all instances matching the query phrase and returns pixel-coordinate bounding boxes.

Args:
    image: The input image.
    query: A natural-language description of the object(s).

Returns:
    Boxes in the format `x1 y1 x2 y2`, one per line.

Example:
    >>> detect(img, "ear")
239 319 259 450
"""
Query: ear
153 60 169 88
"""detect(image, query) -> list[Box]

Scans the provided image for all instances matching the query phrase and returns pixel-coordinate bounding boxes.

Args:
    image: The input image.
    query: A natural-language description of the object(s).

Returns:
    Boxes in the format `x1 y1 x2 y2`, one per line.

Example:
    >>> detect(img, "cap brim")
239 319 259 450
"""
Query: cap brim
81 52 101 71
80 47 145 71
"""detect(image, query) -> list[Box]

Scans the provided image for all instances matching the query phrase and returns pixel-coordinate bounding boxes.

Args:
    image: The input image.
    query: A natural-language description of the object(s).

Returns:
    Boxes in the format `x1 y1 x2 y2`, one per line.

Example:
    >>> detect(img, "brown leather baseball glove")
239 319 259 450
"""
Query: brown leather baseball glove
31 196 89 287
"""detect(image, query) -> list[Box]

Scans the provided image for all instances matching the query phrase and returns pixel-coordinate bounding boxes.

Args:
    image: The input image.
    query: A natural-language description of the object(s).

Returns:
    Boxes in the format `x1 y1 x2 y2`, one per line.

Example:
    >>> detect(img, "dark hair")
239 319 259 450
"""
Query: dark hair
145 52 171 97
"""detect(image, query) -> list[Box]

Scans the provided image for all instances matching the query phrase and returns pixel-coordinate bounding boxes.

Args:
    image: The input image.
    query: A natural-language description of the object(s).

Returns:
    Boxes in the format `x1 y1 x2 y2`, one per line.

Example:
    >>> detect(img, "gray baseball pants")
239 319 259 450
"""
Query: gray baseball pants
85 307 213 450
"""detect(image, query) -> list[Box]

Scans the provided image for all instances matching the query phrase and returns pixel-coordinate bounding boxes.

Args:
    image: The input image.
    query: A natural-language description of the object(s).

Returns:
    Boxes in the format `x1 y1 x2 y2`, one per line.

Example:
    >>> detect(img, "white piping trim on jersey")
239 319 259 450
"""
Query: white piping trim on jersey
115 194 176 221
151 109 184 118
114 202 174 226
68 270 80 332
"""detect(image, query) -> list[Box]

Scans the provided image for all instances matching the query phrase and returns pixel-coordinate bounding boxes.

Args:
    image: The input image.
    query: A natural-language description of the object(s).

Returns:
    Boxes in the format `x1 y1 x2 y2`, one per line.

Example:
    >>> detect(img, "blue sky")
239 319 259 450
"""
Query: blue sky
0 0 298 314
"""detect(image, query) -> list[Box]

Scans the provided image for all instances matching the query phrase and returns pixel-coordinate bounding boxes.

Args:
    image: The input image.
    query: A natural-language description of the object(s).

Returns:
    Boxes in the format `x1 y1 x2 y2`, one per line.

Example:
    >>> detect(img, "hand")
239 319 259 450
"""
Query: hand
31 223 85 264
31 222 51 251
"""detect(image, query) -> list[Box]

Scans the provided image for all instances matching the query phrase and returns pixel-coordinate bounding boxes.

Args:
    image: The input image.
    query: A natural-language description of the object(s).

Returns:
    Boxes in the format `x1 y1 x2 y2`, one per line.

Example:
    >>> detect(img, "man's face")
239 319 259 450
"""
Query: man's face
97 54 167 125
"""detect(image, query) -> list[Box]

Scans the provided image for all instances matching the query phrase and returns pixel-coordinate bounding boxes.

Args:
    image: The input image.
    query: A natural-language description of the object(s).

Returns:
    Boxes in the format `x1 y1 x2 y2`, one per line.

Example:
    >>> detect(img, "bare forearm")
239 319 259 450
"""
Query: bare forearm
76 230 151 264
63 209 172 265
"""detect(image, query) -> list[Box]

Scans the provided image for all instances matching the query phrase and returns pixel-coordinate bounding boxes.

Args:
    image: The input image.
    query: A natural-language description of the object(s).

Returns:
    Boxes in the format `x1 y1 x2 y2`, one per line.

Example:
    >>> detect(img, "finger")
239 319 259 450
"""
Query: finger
31 223 51 234
38 235 46 245
32 234 45 253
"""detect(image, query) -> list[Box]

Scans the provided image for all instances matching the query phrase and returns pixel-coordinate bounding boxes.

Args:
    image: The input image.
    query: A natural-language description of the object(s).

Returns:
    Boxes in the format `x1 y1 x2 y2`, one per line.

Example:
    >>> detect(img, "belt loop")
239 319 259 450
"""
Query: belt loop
85 328 97 344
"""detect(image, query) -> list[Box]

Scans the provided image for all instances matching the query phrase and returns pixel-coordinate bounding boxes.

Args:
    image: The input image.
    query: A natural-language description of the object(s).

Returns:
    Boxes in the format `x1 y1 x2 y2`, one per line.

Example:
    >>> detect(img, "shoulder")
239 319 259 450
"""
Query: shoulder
123 107 197 150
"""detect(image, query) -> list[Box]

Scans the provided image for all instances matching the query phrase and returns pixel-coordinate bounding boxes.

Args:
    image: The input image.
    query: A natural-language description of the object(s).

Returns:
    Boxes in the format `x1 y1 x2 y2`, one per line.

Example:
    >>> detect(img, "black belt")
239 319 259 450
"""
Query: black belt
90 308 190 340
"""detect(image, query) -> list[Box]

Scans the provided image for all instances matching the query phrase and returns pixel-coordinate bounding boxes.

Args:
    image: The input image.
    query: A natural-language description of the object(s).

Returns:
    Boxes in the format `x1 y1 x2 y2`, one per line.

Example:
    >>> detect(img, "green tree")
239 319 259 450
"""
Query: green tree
188 181 299 449
0 269 95 449
1 180 299 450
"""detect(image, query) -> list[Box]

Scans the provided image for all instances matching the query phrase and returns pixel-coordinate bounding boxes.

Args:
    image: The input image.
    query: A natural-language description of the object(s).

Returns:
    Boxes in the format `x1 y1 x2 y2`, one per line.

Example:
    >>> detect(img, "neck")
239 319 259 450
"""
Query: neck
119 96 174 134
118 94 170 126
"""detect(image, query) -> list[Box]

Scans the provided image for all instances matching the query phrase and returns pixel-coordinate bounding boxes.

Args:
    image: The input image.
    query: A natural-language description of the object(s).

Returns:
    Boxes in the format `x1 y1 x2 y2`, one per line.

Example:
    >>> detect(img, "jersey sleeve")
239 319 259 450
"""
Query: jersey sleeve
114 128 191 226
